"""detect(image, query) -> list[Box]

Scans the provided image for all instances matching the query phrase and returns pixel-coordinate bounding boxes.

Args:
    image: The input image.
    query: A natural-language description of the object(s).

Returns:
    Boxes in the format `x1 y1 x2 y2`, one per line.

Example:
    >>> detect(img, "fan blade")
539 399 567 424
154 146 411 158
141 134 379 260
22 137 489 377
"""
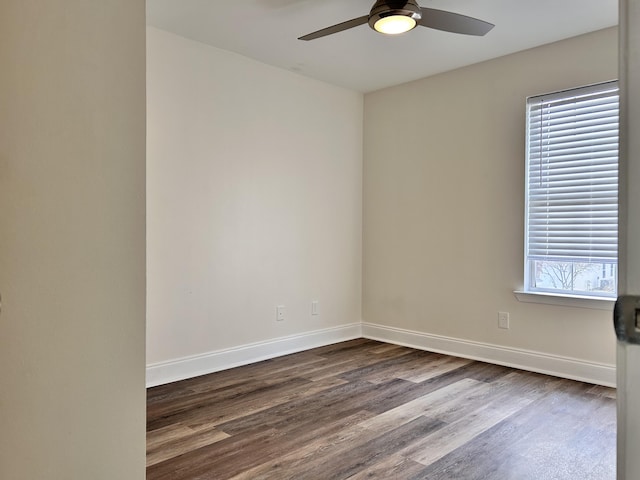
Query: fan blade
298 15 368 41
419 7 494 36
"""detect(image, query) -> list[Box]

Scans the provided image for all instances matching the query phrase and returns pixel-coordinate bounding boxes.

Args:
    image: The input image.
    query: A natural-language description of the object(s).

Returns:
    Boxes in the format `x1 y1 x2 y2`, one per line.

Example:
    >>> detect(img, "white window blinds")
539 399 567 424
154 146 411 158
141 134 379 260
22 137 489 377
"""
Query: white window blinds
525 81 619 266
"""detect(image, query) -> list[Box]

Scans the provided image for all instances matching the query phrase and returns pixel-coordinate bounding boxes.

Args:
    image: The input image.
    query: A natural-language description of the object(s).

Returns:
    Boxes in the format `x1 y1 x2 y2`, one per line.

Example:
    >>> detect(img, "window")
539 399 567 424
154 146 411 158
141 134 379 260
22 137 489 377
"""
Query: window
524 81 619 299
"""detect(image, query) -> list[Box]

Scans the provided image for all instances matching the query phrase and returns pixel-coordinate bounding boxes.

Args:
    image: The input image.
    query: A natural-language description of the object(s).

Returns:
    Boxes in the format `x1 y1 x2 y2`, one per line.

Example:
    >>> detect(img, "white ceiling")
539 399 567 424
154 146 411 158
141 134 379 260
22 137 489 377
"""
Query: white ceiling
146 0 618 93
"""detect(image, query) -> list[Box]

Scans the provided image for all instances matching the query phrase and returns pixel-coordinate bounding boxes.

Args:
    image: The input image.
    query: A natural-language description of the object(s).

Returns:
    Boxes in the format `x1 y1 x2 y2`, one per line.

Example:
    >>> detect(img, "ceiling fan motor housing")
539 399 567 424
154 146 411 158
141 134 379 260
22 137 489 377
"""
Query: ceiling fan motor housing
368 0 422 30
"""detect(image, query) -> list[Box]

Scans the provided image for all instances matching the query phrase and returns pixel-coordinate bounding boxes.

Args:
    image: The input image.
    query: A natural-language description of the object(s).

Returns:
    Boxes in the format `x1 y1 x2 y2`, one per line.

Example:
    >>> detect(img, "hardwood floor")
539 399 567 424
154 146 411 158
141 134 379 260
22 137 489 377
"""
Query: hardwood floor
147 339 616 479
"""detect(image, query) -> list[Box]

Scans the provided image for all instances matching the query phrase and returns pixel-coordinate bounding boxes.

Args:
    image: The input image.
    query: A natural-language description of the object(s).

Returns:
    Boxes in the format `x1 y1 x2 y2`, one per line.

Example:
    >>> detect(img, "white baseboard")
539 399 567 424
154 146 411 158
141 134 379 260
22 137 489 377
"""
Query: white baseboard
147 321 616 388
361 322 616 388
146 323 362 388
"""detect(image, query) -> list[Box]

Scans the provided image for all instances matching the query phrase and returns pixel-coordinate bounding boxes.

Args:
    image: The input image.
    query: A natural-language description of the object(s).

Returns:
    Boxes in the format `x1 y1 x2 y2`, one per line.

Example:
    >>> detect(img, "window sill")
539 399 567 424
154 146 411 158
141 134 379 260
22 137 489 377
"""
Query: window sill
513 290 615 311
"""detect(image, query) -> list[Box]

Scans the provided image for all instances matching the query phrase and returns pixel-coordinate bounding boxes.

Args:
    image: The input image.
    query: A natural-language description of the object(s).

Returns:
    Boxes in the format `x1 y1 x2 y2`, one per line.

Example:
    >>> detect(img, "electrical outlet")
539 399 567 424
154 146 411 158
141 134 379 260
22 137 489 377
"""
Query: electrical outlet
498 311 510 329
276 305 285 322
311 300 319 316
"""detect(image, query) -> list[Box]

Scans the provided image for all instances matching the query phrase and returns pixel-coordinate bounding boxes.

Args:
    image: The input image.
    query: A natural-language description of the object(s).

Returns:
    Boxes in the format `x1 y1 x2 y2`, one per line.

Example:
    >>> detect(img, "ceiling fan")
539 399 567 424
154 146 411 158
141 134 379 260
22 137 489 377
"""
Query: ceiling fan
298 0 494 41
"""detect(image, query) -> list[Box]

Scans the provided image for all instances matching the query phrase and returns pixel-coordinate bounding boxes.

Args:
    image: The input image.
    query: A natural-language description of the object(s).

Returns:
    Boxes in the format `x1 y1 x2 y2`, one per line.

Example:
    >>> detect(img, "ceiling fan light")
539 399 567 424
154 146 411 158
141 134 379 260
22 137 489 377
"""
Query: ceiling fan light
368 1 422 36
373 15 417 35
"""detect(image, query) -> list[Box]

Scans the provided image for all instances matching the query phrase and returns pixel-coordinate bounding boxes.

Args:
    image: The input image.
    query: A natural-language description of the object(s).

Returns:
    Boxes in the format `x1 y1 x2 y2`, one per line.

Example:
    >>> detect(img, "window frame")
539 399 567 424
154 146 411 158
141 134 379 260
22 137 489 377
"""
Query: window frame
521 80 619 301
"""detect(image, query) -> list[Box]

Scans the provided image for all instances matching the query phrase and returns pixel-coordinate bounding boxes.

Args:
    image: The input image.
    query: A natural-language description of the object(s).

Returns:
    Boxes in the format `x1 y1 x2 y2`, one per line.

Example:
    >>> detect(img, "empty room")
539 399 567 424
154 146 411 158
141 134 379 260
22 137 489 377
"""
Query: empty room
145 1 621 478
6 0 640 479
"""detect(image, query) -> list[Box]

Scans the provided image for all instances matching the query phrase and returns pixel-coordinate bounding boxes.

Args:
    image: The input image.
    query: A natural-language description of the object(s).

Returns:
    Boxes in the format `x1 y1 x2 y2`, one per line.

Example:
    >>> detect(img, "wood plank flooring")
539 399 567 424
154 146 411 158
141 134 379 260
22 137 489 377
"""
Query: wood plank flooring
147 339 616 480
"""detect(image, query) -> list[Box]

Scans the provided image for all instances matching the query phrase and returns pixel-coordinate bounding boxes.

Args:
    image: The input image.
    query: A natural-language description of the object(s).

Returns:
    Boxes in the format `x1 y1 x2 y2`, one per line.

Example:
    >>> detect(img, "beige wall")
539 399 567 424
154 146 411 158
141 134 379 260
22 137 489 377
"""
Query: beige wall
363 28 618 366
0 1 146 479
147 28 363 365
